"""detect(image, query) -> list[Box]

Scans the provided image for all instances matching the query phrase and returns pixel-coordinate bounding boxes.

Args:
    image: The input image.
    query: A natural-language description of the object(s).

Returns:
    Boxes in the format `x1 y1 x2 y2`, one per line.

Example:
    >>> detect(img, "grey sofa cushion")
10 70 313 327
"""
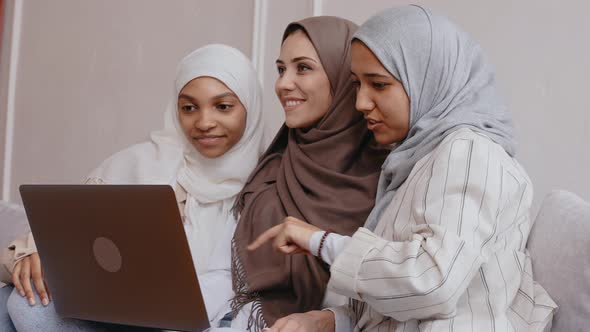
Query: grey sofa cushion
528 190 590 332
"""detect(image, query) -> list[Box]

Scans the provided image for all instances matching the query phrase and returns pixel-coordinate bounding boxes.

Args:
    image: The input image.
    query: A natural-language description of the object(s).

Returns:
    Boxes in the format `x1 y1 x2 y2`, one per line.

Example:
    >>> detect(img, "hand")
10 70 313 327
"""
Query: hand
264 310 335 332
248 216 322 255
11 253 51 306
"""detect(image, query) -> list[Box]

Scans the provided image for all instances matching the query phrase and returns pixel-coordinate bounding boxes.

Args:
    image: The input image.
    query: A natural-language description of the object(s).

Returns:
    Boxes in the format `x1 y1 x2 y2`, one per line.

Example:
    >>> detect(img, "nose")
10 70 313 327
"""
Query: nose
275 70 296 93
195 110 216 131
355 87 375 114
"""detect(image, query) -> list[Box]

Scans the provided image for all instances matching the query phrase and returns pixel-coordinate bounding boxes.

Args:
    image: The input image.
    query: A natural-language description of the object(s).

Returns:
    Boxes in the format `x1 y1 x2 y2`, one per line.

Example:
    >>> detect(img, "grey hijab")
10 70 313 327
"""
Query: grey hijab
358 5 516 230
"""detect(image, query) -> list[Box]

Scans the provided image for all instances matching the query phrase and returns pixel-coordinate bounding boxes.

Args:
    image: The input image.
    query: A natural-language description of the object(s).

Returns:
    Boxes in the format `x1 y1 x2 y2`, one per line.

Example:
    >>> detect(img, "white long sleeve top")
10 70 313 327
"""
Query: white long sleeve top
309 129 557 332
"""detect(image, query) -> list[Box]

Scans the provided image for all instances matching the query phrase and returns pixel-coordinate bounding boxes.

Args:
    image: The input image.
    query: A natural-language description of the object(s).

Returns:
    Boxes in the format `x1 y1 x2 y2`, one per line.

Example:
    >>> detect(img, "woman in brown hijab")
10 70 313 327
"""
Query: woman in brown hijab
229 16 387 331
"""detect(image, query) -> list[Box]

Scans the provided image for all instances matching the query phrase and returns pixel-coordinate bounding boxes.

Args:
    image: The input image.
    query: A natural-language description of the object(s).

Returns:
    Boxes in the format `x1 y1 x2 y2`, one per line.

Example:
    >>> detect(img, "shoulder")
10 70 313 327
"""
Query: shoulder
432 128 517 167
425 128 531 186
436 128 504 154
87 141 183 184
404 129 534 221
94 142 160 171
430 128 532 196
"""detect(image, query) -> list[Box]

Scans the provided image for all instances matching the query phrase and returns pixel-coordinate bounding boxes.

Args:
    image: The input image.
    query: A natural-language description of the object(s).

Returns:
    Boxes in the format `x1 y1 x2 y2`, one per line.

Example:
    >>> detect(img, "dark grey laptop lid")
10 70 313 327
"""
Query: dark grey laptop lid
19 185 209 332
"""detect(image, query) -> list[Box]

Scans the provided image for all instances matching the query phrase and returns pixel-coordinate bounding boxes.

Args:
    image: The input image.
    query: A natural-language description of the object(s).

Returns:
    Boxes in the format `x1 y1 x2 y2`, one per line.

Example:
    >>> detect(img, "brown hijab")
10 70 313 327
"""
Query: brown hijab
231 16 386 329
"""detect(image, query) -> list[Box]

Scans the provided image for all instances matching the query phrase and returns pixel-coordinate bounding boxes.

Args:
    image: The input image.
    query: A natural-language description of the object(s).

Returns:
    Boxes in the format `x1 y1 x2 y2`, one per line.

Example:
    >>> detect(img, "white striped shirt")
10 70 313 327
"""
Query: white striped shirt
320 129 556 332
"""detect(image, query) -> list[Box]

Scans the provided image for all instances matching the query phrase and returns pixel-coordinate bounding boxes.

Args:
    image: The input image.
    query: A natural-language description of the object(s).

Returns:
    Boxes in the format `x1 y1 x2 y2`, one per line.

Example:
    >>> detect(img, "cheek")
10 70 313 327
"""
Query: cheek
226 112 247 142
314 76 332 103
274 79 281 97
178 114 193 136
382 92 410 127
307 77 332 116
397 94 411 134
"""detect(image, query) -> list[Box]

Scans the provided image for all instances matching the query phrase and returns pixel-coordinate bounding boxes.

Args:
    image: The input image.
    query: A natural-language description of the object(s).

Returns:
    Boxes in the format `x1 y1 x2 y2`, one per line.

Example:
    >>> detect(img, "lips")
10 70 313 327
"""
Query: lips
193 135 225 147
282 98 306 111
366 118 383 131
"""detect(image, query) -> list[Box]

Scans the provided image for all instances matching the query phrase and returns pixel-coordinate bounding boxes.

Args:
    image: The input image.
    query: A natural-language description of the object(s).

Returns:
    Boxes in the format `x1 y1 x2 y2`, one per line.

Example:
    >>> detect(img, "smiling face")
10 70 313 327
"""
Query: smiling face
275 29 333 129
177 76 247 158
351 40 411 145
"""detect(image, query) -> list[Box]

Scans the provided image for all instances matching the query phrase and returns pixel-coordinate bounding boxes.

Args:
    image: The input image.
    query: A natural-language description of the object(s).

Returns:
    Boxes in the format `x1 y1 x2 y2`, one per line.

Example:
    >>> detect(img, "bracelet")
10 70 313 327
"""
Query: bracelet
317 231 332 260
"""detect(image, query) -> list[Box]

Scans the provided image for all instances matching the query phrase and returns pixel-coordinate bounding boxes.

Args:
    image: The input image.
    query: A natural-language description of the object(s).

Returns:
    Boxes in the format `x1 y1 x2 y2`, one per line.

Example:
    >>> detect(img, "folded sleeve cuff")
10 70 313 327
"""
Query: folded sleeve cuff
324 304 353 332
8 233 37 272
309 231 325 257
328 227 379 300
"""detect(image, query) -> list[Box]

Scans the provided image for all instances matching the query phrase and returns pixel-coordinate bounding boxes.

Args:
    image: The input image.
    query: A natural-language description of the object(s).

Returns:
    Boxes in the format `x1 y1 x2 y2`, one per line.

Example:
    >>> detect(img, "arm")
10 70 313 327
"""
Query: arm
1 201 36 285
1 177 104 294
309 231 351 266
1 232 37 283
267 310 337 332
2 233 50 306
329 136 527 321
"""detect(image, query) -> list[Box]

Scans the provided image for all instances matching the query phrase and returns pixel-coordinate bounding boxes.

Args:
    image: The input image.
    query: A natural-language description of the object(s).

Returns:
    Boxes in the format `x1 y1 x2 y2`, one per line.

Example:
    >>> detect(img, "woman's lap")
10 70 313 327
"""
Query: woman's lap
6 287 157 332
6 287 112 332
1 286 16 332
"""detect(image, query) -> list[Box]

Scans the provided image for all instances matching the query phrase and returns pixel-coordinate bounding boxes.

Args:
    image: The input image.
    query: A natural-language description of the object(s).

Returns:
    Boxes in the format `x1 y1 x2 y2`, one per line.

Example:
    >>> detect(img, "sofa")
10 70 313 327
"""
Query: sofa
1 190 589 331
527 190 590 331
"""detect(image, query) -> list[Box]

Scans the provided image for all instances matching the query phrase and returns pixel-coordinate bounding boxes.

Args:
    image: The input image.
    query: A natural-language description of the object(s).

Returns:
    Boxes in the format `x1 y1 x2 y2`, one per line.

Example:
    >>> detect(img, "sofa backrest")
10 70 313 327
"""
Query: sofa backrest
528 190 590 332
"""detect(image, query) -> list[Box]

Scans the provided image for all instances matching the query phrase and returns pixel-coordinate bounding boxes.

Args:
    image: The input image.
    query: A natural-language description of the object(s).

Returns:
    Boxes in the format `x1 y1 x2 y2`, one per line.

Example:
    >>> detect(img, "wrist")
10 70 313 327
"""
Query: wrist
308 230 324 254
317 231 331 259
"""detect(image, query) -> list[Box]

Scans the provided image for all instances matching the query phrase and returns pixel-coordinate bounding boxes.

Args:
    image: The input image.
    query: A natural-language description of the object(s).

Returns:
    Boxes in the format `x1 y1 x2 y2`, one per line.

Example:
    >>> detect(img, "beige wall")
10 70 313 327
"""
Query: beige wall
0 0 11 197
322 0 590 211
260 0 313 139
4 0 256 202
2 0 589 212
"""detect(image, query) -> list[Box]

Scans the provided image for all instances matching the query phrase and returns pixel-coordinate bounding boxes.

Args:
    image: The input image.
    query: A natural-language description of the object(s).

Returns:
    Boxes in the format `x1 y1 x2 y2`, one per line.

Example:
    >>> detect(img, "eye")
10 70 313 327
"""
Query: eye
297 63 312 72
277 66 285 76
216 103 234 111
351 79 361 88
180 105 197 112
372 82 389 90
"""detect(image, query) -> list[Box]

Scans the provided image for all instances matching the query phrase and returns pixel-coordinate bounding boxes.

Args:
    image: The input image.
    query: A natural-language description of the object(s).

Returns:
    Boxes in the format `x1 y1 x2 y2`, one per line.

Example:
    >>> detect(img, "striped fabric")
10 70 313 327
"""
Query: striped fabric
328 129 557 332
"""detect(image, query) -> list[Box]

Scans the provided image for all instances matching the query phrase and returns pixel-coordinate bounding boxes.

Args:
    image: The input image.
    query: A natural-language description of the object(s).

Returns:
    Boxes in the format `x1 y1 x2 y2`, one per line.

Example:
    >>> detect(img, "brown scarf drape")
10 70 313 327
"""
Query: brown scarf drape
231 16 387 330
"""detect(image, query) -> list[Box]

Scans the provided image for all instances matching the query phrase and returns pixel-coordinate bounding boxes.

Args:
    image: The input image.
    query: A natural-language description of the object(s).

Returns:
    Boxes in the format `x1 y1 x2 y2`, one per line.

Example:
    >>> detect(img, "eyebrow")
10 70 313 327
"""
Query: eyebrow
350 71 390 79
211 92 237 100
276 56 318 64
177 92 237 102
177 93 195 102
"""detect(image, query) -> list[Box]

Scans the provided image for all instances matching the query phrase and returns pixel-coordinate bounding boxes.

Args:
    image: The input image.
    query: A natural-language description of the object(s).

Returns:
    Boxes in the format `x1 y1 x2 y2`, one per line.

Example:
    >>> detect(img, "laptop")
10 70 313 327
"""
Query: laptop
19 185 210 332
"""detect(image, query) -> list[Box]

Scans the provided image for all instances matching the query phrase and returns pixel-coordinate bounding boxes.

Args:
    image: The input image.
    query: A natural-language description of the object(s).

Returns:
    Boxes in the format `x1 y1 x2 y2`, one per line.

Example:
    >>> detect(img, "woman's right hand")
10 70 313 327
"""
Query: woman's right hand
248 216 322 255
264 310 335 332
11 253 51 306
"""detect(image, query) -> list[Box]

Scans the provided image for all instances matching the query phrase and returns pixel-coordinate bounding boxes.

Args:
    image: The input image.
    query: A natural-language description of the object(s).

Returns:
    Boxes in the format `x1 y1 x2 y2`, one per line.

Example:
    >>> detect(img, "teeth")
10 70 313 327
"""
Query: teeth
285 100 303 107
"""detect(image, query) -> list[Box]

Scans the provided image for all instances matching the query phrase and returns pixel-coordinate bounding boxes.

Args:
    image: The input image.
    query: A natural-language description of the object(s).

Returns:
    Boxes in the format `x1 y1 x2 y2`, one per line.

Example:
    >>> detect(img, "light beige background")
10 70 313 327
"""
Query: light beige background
0 0 11 199
1 0 589 213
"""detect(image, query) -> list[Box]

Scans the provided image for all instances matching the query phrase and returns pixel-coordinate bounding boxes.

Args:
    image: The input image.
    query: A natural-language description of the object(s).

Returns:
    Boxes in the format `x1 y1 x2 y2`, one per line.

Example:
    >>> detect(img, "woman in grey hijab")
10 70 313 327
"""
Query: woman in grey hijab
249 5 557 332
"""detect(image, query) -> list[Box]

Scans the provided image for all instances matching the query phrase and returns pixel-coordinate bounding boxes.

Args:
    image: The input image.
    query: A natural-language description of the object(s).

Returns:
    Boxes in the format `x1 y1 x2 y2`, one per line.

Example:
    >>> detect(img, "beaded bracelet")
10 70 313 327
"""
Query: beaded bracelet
317 231 332 260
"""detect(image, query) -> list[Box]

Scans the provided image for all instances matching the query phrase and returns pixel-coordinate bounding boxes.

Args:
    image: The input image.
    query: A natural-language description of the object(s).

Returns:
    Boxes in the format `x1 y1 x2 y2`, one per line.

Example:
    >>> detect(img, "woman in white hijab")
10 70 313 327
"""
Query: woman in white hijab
2 44 265 331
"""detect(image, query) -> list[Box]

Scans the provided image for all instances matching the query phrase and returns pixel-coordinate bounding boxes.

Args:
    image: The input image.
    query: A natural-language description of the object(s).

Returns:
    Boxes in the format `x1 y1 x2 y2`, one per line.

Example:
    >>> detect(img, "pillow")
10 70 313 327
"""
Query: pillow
528 190 590 332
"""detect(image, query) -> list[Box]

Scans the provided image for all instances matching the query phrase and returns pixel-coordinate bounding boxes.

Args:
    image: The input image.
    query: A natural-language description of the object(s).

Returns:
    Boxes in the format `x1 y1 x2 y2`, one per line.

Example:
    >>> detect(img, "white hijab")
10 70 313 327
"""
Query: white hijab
87 44 265 273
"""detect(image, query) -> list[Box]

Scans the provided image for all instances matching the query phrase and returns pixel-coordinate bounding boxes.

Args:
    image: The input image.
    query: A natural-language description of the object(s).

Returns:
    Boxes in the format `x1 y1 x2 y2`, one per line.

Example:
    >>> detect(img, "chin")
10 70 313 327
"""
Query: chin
194 147 225 159
284 114 317 129
285 117 302 129
374 135 395 146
